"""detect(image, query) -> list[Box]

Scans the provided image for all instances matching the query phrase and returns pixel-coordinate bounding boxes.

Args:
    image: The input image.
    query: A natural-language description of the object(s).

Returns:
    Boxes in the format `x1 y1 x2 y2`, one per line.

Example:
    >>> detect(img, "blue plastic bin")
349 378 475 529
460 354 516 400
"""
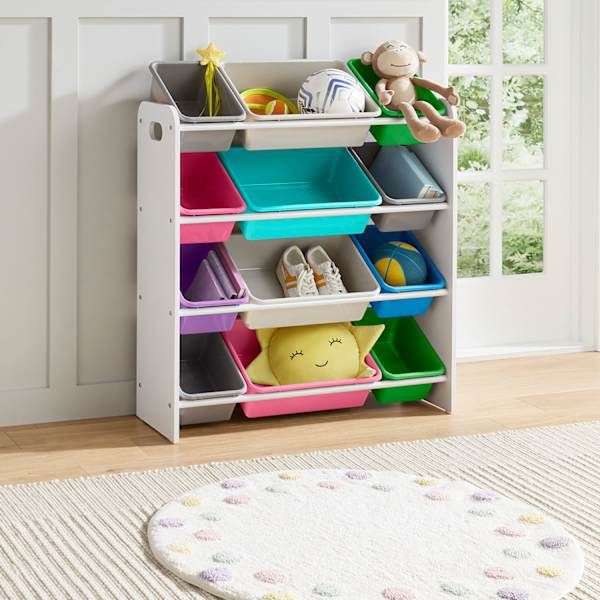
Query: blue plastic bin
351 226 445 317
218 147 381 240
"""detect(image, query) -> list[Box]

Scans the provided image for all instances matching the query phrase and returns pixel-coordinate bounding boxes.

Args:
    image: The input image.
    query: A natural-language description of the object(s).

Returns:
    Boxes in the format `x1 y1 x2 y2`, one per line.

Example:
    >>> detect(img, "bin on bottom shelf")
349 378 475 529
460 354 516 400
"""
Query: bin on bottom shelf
179 333 246 425
354 309 445 404
180 243 248 334
218 147 381 240
180 153 246 244
222 320 381 418
351 226 445 318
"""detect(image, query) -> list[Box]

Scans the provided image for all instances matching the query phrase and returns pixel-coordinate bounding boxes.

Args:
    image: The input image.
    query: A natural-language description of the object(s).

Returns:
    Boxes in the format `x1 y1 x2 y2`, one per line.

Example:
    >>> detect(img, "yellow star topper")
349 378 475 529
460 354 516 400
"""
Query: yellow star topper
196 42 225 67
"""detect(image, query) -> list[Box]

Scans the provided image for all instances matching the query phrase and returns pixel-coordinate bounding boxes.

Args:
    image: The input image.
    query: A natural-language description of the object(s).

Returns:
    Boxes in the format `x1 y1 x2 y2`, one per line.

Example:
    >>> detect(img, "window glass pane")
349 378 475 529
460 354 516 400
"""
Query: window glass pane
503 0 544 64
449 0 491 64
503 75 544 169
502 180 544 275
458 183 491 278
452 76 491 171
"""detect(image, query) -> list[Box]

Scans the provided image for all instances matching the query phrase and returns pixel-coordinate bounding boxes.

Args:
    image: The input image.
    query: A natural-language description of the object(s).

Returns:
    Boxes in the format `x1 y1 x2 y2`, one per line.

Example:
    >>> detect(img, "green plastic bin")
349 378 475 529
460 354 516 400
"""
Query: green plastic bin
347 59 447 146
354 309 445 403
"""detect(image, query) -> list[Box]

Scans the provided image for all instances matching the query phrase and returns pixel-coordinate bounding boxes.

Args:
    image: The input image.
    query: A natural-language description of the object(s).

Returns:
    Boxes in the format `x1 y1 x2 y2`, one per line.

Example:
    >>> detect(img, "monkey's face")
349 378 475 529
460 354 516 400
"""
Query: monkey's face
375 41 419 78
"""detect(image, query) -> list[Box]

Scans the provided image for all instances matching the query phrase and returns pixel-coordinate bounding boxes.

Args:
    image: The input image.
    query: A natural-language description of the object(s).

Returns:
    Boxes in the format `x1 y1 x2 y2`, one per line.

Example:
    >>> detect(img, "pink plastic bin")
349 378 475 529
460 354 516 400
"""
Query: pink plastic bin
180 153 246 244
222 320 381 418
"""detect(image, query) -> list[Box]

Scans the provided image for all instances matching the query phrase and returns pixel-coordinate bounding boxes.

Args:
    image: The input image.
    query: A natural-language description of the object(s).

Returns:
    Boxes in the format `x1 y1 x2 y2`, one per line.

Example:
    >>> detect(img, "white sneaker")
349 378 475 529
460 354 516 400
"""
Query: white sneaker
306 246 347 295
276 246 319 297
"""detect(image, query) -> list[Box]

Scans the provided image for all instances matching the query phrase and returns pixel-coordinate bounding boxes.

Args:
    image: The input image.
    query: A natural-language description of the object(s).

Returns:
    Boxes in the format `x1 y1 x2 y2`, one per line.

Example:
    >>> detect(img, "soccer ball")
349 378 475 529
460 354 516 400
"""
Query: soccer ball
298 68 366 114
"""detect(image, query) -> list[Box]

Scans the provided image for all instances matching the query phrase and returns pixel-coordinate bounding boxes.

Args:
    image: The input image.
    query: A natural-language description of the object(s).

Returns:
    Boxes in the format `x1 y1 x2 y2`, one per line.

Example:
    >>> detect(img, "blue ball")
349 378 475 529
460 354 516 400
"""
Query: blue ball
371 241 428 286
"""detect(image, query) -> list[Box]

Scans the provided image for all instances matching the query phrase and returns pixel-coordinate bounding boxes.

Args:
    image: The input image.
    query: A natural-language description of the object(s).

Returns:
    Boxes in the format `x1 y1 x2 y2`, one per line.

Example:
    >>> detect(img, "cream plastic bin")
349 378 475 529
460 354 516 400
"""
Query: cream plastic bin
221 60 381 150
351 143 446 231
225 234 380 329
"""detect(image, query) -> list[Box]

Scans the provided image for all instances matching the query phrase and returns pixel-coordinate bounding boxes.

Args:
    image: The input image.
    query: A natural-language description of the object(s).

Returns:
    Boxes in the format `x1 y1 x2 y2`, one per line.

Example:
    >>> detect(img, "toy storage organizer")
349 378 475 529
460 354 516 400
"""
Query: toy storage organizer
137 77 456 443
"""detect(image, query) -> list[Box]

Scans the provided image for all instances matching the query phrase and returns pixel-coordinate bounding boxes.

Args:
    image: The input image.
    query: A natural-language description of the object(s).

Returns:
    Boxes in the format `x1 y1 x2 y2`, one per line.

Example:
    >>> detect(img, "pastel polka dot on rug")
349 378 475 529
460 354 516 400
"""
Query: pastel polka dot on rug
537 566 564 578
497 588 529 600
540 536 571 550
313 583 340 597
279 472 302 481
148 469 583 600
199 566 232 583
519 513 545 525
382 587 416 600
223 494 250 505
212 551 241 565
485 567 513 580
254 569 288 584
495 526 526 538
440 581 470 596
194 529 220 541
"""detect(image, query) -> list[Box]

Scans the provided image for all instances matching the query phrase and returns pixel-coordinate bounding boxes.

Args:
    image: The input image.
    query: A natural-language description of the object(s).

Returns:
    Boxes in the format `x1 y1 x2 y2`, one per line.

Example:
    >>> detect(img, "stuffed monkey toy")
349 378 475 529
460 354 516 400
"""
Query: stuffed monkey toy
361 40 466 143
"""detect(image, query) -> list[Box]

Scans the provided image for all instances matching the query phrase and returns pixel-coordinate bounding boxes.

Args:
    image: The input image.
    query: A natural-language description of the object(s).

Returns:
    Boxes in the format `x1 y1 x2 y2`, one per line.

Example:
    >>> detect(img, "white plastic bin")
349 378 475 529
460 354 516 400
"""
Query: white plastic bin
179 333 246 425
221 60 381 150
351 143 446 231
225 234 380 329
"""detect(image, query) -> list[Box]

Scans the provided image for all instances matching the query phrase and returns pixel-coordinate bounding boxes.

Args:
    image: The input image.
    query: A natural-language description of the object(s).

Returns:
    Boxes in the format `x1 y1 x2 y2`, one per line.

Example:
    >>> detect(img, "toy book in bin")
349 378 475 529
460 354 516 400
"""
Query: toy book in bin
222 320 383 418
354 309 445 404
180 153 246 244
180 243 248 334
352 226 445 318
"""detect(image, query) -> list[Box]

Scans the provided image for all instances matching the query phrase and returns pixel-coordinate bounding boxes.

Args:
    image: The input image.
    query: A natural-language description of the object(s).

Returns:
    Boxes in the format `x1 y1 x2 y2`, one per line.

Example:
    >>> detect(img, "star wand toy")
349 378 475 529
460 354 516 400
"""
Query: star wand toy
196 42 225 117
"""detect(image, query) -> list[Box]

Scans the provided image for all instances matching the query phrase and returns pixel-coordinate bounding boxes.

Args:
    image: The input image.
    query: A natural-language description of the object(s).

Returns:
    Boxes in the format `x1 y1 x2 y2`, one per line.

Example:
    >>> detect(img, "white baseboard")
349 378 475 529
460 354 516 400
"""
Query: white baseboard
457 343 594 363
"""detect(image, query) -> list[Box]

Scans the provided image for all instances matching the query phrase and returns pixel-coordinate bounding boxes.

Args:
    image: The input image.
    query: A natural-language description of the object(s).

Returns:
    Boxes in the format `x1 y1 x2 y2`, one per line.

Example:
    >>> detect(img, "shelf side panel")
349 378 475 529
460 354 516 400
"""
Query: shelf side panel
413 136 457 413
136 102 180 442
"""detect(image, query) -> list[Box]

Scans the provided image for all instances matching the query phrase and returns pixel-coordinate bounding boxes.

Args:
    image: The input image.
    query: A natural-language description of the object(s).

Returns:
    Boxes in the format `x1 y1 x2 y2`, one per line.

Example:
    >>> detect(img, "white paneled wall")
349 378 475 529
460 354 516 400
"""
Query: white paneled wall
0 1 446 426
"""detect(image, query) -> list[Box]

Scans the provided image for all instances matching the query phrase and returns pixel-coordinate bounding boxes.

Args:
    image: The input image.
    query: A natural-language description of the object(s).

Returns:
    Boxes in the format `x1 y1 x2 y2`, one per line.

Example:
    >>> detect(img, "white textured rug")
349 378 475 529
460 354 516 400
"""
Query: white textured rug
0 421 599 600
148 469 584 600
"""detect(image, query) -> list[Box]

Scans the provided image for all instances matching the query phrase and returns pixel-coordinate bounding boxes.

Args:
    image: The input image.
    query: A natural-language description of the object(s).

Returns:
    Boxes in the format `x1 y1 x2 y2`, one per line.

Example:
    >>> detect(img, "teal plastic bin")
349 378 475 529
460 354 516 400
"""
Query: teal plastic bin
347 58 447 146
354 309 445 403
218 147 381 239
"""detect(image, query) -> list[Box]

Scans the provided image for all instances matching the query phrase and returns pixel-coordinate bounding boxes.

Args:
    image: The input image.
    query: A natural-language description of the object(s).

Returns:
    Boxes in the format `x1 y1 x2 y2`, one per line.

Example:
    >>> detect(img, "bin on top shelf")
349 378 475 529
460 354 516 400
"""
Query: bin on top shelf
221 60 381 150
351 226 445 318
180 243 248 334
179 333 246 424
180 153 246 244
225 234 380 329
351 143 445 232
347 58 447 146
222 319 381 418
354 309 445 404
149 61 245 150
218 147 381 240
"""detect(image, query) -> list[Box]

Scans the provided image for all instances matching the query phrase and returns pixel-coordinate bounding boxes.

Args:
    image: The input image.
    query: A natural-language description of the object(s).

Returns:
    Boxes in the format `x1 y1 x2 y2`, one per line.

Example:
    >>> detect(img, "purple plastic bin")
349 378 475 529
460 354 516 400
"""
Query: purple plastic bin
180 243 248 334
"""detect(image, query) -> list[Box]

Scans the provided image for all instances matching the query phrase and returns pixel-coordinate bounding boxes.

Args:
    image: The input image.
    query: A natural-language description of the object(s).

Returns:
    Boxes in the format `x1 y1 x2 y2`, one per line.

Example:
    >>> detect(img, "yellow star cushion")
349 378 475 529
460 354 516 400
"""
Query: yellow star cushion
246 322 384 386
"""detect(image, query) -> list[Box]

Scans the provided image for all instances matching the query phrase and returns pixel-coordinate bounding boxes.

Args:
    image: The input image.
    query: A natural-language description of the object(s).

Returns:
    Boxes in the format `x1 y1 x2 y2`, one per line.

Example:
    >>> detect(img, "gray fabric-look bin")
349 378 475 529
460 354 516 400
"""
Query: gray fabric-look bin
179 333 246 425
351 143 446 232
150 61 246 151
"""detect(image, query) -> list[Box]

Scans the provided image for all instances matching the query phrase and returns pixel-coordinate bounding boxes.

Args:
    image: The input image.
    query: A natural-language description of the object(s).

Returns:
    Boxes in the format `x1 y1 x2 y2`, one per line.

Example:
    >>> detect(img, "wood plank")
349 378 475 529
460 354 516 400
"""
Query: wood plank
0 353 598 485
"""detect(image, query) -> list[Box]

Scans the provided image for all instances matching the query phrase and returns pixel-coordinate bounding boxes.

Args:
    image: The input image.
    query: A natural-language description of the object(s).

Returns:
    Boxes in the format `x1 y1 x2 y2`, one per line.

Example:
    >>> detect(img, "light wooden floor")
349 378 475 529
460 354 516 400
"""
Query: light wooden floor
1 353 599 485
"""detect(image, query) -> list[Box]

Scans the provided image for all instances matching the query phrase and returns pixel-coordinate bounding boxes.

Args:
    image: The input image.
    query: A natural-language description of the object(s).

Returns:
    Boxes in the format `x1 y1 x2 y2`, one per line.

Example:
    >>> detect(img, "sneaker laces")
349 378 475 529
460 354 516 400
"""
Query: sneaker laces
297 267 318 296
326 263 345 293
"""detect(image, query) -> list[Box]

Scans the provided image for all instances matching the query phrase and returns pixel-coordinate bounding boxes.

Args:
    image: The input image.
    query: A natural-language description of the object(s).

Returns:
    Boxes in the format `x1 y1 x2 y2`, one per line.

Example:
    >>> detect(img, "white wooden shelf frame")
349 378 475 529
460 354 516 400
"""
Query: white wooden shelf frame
137 100 457 443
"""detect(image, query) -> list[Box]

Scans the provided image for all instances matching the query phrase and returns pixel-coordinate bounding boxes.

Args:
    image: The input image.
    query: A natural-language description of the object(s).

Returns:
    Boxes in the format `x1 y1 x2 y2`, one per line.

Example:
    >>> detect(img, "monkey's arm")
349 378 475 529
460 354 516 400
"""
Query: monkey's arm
412 77 459 106
375 79 394 106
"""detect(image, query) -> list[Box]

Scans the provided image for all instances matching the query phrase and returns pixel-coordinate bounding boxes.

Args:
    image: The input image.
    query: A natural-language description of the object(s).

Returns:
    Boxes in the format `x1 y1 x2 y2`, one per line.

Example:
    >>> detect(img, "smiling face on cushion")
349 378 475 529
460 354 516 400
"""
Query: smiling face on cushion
246 322 384 386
